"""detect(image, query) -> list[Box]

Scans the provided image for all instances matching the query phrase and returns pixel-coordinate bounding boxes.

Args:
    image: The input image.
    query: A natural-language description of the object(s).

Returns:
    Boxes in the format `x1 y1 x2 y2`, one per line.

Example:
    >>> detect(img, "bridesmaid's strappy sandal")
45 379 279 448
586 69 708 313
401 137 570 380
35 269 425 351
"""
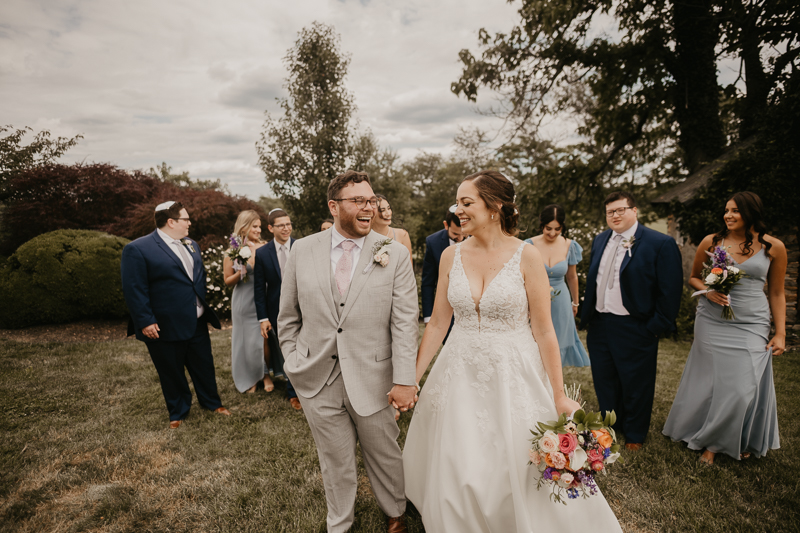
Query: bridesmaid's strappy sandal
245 385 257 394
740 452 751 460
263 376 275 393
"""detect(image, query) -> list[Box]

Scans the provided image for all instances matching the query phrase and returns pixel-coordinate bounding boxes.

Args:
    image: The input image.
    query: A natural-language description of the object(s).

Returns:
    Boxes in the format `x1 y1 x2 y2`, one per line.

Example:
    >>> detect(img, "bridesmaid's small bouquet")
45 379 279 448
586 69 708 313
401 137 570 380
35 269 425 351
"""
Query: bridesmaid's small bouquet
692 245 745 320
227 234 252 282
528 385 622 504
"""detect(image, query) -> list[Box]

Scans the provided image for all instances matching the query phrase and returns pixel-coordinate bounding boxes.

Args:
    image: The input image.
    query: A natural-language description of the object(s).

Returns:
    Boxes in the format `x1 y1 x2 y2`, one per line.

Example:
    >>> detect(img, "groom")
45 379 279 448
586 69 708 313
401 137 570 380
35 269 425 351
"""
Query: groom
278 170 418 533
581 191 682 450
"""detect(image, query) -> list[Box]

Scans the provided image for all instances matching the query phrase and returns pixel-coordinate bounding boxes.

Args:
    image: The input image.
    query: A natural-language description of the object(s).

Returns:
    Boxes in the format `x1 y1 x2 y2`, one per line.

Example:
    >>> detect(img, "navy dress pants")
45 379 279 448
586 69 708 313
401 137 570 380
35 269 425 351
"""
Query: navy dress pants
587 313 659 443
146 317 223 421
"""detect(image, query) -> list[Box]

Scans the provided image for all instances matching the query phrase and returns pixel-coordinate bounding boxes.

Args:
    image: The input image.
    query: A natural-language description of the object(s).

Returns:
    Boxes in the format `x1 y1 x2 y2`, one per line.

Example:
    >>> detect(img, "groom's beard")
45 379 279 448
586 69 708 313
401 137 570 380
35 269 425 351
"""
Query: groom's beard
339 210 372 237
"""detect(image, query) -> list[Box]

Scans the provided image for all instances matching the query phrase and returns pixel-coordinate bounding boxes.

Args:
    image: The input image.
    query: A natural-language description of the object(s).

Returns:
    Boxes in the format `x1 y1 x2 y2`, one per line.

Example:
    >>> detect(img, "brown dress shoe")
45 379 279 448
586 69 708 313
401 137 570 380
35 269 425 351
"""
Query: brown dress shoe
214 407 232 416
169 420 182 429
625 442 643 451
387 515 408 533
289 397 302 410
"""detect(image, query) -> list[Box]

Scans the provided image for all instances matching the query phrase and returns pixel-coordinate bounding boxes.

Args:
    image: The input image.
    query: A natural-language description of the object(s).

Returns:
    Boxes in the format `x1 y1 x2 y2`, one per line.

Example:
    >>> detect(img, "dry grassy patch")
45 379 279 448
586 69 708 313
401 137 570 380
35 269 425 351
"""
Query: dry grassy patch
1 331 798 532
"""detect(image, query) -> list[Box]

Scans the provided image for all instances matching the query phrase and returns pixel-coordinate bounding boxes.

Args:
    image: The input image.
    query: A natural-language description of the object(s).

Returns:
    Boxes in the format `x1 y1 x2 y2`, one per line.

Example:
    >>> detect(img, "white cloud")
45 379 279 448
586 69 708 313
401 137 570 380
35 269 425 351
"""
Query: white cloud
0 0 521 198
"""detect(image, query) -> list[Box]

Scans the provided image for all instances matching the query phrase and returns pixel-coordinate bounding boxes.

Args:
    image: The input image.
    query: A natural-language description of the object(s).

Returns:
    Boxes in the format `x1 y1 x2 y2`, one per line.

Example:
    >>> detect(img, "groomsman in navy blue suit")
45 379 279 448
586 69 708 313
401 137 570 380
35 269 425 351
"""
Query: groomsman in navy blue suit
121 201 230 429
254 208 300 410
580 191 682 449
421 209 464 340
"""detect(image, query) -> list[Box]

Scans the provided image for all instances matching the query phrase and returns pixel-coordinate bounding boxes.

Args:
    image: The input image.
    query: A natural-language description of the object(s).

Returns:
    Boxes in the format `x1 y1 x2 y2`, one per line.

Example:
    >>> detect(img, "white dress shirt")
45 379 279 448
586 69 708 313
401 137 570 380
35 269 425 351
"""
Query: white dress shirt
157 228 203 318
595 221 638 316
330 226 366 280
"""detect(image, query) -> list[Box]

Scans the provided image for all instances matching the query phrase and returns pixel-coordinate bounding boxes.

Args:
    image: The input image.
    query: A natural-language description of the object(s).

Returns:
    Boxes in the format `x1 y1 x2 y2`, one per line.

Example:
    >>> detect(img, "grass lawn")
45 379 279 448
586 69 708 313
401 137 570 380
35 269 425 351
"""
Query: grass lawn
1 327 798 532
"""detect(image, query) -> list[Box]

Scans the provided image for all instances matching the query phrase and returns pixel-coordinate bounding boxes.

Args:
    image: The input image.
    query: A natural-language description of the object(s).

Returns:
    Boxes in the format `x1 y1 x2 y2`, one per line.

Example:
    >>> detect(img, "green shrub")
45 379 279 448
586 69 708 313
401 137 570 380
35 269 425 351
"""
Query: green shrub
674 285 698 340
0 229 129 328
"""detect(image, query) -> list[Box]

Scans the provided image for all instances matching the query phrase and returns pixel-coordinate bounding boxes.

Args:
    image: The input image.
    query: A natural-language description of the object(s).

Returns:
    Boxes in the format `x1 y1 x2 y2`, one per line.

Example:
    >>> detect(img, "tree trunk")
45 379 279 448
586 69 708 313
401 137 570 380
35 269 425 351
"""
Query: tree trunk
671 0 726 172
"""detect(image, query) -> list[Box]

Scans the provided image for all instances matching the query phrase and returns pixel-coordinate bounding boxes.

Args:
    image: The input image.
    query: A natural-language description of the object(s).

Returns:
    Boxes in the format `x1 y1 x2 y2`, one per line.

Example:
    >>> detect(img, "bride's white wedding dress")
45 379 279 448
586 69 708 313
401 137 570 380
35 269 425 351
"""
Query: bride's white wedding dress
403 242 622 532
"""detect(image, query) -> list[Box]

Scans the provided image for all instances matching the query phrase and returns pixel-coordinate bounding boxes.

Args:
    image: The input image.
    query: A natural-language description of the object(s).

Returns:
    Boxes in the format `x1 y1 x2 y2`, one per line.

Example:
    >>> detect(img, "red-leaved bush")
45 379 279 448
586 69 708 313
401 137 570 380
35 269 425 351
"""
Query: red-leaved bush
1 163 266 254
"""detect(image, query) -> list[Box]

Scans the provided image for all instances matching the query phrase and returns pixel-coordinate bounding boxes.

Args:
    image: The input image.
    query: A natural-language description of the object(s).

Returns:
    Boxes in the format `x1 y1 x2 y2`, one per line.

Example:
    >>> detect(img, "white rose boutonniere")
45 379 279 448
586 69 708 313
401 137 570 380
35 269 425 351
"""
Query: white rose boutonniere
621 235 636 257
180 238 196 253
364 238 393 274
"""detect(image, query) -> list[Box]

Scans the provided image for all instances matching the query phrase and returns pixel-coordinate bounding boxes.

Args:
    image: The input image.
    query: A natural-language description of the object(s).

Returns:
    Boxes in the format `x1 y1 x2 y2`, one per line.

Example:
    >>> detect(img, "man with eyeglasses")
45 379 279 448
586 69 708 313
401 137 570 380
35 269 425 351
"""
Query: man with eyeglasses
278 170 418 533
254 208 300 408
580 191 682 452
121 201 231 429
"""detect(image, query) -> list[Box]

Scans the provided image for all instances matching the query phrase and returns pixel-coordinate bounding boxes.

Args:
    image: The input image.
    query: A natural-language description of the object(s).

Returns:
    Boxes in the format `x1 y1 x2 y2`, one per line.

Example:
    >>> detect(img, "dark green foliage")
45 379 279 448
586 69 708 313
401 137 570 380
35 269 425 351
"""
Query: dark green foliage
257 22 356 236
674 73 800 245
0 230 129 328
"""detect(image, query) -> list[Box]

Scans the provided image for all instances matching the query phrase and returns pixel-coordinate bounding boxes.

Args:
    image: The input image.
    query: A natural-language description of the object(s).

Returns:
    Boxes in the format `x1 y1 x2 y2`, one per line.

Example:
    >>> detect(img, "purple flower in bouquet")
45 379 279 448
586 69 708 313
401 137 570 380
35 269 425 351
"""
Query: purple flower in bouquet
694 245 746 320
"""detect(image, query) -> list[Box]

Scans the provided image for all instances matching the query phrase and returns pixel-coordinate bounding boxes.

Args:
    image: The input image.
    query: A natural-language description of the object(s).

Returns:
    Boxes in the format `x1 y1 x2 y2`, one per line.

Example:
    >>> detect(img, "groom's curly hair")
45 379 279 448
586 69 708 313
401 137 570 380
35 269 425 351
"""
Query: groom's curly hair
327 170 371 202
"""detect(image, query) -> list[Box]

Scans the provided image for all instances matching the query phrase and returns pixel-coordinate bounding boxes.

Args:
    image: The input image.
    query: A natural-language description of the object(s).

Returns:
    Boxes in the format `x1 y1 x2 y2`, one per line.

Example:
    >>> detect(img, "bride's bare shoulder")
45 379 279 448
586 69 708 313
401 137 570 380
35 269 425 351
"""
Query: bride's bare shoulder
520 239 543 263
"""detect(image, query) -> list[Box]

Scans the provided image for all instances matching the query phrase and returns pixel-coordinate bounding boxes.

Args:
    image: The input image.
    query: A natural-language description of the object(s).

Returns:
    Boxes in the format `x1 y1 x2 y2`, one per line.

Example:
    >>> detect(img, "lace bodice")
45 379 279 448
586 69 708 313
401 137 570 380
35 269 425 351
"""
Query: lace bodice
448 242 530 333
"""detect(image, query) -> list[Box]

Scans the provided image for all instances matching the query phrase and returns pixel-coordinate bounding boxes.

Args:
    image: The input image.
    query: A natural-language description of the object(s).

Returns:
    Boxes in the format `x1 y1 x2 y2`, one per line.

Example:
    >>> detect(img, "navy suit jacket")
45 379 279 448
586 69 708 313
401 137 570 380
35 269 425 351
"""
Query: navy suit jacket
580 224 683 337
421 229 452 318
254 238 296 330
121 230 220 342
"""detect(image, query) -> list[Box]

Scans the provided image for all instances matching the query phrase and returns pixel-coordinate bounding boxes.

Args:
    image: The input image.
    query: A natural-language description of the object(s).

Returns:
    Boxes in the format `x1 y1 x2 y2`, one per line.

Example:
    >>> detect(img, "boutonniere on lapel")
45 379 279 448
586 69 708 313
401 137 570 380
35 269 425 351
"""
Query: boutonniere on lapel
621 236 636 257
181 238 196 254
363 238 393 274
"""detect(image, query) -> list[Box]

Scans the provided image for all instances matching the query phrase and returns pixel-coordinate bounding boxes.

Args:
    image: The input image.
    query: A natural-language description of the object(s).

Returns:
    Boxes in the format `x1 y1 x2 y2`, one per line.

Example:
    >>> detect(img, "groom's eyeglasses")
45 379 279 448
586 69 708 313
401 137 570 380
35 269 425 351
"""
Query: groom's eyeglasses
605 207 634 218
333 196 379 209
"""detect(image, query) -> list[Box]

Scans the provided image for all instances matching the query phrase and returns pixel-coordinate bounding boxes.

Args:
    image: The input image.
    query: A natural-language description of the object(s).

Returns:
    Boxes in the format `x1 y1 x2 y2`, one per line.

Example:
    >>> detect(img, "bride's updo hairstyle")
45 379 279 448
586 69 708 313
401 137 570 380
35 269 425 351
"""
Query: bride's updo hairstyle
463 170 519 236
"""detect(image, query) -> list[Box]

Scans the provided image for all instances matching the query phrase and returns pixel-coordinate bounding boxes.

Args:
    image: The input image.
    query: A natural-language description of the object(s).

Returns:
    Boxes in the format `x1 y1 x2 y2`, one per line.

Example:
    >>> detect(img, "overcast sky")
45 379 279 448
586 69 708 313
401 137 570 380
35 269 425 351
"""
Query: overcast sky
1 0 525 199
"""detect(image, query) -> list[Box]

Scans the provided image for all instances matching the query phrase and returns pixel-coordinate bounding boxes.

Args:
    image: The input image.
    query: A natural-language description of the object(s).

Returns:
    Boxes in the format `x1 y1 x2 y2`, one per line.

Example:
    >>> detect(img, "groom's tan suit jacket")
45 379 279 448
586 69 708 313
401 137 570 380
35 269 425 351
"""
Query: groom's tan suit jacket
278 229 418 416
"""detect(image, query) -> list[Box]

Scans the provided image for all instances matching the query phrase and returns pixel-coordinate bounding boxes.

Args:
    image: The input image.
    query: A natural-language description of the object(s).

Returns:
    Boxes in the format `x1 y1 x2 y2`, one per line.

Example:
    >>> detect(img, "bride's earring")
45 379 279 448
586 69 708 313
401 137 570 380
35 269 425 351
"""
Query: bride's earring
491 214 494 220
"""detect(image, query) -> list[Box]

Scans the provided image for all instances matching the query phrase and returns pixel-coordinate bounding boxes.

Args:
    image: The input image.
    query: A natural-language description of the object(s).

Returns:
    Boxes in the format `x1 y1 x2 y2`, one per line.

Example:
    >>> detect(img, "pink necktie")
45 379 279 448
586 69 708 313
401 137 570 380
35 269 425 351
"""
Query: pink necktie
335 241 356 296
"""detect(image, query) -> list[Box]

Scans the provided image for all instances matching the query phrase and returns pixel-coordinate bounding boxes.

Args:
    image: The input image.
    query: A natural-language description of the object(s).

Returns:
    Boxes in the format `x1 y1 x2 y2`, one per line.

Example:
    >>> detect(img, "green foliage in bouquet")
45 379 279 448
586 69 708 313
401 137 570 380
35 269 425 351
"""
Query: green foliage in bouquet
0 230 129 328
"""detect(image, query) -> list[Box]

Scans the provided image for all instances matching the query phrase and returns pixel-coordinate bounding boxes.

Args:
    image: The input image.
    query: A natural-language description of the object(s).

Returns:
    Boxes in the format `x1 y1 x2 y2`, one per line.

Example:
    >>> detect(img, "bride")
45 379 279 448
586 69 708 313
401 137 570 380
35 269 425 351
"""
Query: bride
403 170 622 532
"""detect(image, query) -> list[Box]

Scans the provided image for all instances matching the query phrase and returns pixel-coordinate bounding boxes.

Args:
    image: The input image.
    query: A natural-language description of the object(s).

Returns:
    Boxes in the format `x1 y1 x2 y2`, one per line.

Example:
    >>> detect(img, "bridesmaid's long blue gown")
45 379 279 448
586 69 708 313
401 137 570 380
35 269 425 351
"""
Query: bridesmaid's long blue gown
524 238 590 367
230 264 264 392
663 247 780 459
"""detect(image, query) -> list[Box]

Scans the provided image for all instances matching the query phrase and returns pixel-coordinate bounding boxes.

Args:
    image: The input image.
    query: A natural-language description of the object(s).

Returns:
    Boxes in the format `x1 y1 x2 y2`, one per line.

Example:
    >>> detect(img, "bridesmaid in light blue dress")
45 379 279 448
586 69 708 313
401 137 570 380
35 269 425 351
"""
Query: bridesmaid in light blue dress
525 204 590 367
663 192 787 464
223 211 270 393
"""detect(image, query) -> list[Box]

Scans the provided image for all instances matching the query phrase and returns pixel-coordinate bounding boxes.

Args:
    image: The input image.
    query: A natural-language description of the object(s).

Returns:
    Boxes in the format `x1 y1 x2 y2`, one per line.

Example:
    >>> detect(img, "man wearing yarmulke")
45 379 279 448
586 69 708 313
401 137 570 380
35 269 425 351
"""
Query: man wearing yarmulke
121 200 231 429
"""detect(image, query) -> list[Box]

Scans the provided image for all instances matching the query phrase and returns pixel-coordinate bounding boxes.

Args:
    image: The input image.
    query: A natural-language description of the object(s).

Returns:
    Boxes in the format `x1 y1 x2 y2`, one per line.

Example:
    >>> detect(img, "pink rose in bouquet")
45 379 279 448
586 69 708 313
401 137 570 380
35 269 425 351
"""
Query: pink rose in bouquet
586 447 604 463
559 433 578 455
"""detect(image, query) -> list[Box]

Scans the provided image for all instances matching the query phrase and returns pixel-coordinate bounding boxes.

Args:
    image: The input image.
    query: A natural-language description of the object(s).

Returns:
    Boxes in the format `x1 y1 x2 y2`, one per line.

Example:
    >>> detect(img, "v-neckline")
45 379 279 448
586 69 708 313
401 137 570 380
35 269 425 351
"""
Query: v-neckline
722 239 764 266
461 243 524 314
733 247 763 265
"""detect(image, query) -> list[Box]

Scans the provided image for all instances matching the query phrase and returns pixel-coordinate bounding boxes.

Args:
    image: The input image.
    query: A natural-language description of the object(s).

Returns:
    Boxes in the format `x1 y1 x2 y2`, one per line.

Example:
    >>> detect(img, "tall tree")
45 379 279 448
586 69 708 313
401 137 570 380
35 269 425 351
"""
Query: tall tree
256 22 356 235
452 0 797 184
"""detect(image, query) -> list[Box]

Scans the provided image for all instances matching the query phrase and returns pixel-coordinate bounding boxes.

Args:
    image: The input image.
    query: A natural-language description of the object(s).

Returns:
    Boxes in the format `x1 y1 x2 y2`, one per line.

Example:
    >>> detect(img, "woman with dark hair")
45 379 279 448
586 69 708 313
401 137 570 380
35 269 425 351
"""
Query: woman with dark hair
663 191 786 465
373 193 413 265
525 204 590 367
404 170 621 531
319 218 333 232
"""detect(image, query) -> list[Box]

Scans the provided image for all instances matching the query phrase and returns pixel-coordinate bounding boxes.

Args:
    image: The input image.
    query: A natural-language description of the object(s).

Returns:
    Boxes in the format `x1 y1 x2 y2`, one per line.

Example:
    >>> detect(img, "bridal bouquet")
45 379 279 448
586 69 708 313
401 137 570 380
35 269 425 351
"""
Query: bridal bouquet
691 245 745 320
528 386 621 504
227 234 252 282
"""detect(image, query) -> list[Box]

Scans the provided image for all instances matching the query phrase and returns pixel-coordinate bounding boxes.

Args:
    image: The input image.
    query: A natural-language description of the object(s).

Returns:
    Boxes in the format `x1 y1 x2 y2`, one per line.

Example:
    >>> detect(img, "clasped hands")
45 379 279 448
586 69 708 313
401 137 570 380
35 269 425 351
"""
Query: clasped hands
388 384 419 412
